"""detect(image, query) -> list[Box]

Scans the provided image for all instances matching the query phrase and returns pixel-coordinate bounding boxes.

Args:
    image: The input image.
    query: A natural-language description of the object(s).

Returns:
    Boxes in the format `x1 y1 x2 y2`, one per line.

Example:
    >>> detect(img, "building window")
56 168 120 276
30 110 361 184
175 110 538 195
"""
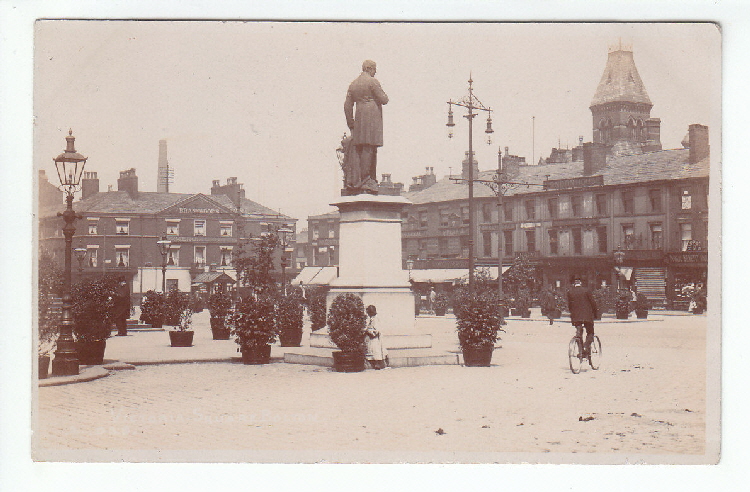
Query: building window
328 222 336 238
650 223 663 249
649 189 662 213
621 190 634 214
482 203 492 223
115 248 129 267
571 196 582 217
88 222 98 235
220 223 233 237
438 237 448 254
194 246 206 267
461 206 470 225
572 227 582 255
525 200 535 220
220 247 233 267
166 247 179 267
166 220 180 236
548 230 559 255
87 247 98 267
525 229 536 252
503 230 513 255
482 232 492 257
312 226 320 240
622 224 635 249
547 198 558 219
194 219 206 236
596 226 607 254
680 223 693 251
439 209 450 227
504 202 513 222
681 189 692 210
595 194 607 216
419 211 428 228
115 220 129 235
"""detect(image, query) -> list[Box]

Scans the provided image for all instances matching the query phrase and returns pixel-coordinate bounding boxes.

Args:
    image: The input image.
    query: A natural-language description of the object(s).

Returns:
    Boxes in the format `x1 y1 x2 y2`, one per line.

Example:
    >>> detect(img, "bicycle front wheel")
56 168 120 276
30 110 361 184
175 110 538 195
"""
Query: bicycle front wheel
589 335 602 370
568 337 583 374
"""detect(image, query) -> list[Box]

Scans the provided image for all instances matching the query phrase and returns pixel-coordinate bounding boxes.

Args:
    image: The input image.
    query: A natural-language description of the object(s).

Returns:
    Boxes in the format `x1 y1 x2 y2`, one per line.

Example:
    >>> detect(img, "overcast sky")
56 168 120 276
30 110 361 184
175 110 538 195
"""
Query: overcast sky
34 22 719 222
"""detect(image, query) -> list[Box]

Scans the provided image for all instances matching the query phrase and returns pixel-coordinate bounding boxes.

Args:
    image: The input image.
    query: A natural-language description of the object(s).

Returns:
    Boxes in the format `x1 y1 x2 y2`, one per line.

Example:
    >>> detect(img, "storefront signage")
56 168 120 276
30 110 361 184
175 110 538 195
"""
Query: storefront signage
666 252 708 264
543 175 604 190
179 207 221 214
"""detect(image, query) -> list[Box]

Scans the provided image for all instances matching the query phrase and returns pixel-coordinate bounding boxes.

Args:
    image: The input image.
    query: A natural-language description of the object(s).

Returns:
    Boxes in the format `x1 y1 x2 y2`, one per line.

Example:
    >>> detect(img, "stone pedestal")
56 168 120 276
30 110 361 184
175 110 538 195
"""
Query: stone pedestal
327 195 415 335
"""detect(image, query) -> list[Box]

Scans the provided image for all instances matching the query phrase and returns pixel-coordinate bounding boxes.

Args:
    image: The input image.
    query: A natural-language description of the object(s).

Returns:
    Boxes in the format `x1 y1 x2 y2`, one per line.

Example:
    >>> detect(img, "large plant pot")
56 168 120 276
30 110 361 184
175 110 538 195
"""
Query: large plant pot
279 331 303 347
692 307 704 315
520 309 531 318
635 309 648 319
38 355 50 379
549 309 562 319
434 307 446 316
462 346 494 367
210 317 231 340
241 344 272 365
332 351 366 373
76 340 107 365
169 330 194 347
616 310 630 320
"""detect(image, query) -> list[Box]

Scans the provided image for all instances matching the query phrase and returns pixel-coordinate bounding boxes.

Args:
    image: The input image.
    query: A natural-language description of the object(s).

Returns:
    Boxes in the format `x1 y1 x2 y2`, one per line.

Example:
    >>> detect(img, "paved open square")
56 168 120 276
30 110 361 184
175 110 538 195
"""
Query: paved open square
34 312 710 462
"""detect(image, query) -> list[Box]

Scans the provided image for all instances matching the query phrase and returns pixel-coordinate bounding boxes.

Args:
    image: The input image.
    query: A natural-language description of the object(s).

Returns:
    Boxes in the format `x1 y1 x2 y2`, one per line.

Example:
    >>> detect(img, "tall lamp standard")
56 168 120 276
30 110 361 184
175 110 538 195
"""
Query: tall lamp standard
447 76 494 291
614 246 626 291
157 237 171 292
51 130 88 376
277 226 295 296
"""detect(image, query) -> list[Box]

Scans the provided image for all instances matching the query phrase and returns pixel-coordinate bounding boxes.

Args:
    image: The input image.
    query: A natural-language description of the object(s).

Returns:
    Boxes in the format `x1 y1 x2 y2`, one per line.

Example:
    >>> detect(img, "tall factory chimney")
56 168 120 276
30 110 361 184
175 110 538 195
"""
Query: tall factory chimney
157 139 173 192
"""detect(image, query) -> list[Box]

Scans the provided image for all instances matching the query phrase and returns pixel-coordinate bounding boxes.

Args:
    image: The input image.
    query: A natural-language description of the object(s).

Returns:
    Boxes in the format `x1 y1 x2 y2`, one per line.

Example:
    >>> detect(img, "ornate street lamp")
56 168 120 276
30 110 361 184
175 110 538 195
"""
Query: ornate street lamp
157 236 171 292
277 226 294 296
51 130 87 376
447 76 494 291
406 258 415 281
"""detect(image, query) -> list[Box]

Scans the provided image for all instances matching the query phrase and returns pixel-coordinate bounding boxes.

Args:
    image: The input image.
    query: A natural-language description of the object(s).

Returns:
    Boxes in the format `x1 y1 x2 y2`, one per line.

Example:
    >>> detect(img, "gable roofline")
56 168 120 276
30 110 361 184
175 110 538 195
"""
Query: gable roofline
156 192 237 216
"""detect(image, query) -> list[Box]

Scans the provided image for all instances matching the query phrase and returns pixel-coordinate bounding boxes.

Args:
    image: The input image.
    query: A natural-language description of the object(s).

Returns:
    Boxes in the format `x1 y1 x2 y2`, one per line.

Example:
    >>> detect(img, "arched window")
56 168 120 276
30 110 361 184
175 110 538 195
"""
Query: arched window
627 117 637 139
637 119 646 141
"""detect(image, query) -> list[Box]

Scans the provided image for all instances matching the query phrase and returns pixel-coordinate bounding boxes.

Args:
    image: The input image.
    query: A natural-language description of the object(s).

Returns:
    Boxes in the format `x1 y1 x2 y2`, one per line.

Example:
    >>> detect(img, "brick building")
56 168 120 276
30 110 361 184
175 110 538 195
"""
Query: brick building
38 171 296 299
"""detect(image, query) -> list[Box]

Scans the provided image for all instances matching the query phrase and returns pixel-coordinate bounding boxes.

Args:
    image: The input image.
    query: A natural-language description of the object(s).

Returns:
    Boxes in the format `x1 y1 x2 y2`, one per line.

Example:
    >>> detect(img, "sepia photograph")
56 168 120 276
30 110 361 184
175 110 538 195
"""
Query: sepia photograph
28 20 723 466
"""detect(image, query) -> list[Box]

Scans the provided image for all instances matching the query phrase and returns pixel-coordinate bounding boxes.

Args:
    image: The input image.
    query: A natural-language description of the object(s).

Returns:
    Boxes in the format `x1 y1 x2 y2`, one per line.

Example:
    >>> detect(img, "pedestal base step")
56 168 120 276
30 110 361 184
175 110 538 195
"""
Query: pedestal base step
283 347 458 368
309 331 432 350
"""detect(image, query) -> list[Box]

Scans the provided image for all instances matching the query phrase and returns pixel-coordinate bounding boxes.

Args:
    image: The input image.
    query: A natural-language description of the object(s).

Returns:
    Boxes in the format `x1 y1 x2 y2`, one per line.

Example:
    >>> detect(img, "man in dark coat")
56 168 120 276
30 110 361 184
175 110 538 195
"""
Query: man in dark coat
344 59 389 194
114 279 131 336
567 275 598 359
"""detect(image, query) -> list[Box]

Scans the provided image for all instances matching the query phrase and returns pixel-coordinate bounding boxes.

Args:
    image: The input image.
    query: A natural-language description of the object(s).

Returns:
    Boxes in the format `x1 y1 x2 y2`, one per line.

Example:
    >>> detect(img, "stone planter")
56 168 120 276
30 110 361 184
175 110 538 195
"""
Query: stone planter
616 310 630 320
210 317 231 340
279 331 303 347
169 330 194 347
241 344 272 365
462 346 494 367
434 307 446 316
635 309 648 319
75 340 107 365
332 351 366 372
38 354 50 379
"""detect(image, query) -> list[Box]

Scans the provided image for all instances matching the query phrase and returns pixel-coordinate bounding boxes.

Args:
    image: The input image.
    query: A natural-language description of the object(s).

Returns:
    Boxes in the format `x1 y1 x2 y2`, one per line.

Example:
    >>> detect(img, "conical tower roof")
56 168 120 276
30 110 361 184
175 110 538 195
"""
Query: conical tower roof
590 49 652 108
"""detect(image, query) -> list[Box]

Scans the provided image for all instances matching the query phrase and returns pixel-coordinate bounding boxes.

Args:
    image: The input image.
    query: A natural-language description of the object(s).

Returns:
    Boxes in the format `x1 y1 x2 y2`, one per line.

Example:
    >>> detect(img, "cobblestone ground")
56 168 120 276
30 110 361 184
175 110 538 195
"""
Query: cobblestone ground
34 314 708 462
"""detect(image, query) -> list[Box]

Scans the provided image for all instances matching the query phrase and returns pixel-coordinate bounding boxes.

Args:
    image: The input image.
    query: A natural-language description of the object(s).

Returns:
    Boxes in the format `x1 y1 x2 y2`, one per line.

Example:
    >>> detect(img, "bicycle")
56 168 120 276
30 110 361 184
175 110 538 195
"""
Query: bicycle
568 332 601 374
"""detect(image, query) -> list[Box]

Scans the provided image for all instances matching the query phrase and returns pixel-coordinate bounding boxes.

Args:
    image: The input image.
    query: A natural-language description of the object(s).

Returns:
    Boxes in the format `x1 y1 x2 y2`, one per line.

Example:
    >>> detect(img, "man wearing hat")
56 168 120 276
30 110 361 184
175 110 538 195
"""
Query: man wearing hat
567 275 598 361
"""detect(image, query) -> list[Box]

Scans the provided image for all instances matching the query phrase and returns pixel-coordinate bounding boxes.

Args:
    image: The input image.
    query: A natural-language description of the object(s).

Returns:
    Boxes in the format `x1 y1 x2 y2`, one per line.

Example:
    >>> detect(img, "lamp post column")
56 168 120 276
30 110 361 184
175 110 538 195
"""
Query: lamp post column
51 194 81 376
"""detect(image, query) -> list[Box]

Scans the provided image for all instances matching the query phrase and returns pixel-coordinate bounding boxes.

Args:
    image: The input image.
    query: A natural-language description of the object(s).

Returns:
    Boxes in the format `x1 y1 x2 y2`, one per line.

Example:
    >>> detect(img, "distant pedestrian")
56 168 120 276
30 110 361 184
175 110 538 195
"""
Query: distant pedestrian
114 278 131 336
567 275 598 360
429 287 437 314
365 305 389 370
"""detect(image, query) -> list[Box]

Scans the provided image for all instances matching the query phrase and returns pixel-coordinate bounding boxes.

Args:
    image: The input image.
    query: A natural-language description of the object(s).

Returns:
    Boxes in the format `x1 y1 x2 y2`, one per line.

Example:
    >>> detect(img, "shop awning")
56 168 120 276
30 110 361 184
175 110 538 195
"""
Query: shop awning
292 266 339 286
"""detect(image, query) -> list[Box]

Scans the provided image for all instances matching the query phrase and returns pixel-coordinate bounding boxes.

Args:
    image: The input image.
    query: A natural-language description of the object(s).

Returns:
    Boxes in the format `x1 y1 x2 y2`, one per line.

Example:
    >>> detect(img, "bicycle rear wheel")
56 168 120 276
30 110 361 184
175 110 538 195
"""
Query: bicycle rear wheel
568 337 583 374
589 335 602 370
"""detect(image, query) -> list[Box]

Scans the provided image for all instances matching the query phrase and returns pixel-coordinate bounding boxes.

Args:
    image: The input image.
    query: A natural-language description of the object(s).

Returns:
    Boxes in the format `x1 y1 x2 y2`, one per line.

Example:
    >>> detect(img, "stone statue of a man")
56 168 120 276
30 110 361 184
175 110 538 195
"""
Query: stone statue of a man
343 60 389 195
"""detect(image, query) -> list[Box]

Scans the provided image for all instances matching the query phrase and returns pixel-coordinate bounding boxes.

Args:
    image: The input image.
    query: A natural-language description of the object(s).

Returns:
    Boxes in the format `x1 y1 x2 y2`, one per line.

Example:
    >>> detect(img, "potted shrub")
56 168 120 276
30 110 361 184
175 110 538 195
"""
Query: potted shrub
512 289 532 318
540 288 563 325
208 291 232 340
308 287 328 332
277 294 304 347
634 292 650 319
691 287 706 315
327 293 367 372
453 287 503 366
615 289 632 319
140 290 164 328
232 294 277 364
432 293 449 316
71 275 118 365
592 286 616 320
38 248 62 378
162 291 194 347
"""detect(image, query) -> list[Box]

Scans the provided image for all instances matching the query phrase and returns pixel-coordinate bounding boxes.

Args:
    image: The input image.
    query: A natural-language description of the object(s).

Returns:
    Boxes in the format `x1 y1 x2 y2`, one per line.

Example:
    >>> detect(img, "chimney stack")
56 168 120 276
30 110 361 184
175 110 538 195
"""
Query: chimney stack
81 171 100 199
688 124 710 164
157 139 169 192
583 142 608 176
117 168 139 198
461 151 479 181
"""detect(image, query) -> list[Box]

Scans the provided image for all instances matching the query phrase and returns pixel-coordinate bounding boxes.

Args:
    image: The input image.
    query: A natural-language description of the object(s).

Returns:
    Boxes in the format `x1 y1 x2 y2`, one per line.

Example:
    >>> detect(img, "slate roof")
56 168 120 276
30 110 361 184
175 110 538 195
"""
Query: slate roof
590 49 652 107
404 148 709 205
38 190 293 221
193 272 235 284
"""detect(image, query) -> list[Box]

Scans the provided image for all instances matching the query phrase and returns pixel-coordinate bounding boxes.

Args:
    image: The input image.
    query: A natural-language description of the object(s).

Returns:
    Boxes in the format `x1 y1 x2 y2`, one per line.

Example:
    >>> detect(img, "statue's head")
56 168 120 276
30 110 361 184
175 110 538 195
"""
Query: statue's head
362 60 377 75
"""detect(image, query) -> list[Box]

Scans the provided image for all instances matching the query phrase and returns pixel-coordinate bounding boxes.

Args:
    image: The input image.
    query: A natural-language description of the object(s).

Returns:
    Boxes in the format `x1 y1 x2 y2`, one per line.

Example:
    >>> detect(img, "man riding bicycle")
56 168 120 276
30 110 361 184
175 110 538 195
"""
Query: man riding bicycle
567 275 599 362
